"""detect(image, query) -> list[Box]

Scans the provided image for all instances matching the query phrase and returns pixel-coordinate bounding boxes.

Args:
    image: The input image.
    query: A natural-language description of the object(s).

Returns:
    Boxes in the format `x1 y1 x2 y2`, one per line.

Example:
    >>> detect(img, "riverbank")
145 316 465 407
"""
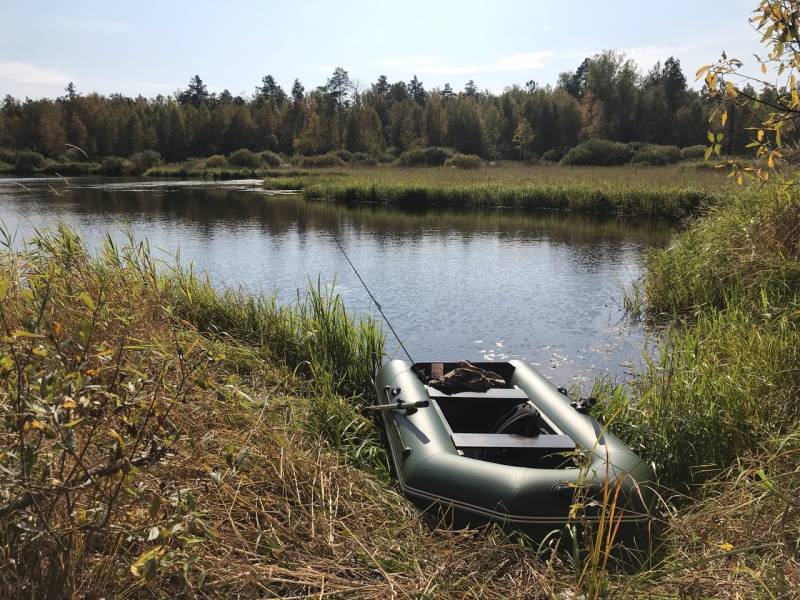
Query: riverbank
262 164 728 218
2 195 797 596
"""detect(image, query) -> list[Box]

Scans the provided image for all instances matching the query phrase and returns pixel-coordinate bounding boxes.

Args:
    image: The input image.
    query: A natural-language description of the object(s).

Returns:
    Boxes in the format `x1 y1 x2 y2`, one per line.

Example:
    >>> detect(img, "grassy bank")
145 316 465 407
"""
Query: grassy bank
263 164 729 218
1 223 797 597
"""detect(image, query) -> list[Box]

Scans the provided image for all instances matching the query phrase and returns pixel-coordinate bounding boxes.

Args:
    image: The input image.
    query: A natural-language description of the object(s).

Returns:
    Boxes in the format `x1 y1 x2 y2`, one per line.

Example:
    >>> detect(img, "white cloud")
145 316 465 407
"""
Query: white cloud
622 45 689 69
374 51 555 75
0 61 71 85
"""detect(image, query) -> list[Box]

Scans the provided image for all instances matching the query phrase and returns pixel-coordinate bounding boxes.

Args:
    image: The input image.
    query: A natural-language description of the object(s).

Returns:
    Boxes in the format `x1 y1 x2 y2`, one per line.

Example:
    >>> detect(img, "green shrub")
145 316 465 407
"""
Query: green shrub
630 144 682 166
14 150 46 173
346 152 378 166
627 141 646 151
334 149 353 163
0 147 16 164
0 161 12 174
444 153 481 169
129 150 162 174
296 153 347 168
41 161 99 175
375 152 396 164
396 146 454 167
681 145 708 161
259 150 281 167
541 148 563 162
204 154 227 168
560 139 634 166
99 156 133 175
227 149 261 168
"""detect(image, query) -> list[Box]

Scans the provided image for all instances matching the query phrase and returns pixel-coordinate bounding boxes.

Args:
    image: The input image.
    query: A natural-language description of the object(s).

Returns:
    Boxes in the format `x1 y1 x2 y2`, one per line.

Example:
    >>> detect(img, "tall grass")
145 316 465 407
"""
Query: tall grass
1 223 797 598
645 188 800 317
265 164 729 218
165 270 383 401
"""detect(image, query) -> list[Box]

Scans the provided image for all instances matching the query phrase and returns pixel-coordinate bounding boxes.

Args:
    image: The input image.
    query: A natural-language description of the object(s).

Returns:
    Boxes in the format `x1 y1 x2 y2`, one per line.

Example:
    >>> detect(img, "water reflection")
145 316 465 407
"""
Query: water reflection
0 176 671 387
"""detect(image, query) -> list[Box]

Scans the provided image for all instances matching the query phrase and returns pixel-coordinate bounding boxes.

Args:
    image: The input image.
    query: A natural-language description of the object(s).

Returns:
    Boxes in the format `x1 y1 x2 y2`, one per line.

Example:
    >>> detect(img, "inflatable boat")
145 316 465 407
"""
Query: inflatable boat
372 359 655 550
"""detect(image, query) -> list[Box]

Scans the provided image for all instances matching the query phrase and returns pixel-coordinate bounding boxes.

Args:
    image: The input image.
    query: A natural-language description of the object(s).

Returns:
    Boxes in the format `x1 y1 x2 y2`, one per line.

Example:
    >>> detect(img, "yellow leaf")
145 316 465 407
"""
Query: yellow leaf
62 397 76 409
25 419 46 432
768 153 775 168
725 82 738 98
718 542 734 552
761 62 767 74
53 322 62 336
757 129 764 141
108 428 125 447
695 64 712 79
721 110 728 127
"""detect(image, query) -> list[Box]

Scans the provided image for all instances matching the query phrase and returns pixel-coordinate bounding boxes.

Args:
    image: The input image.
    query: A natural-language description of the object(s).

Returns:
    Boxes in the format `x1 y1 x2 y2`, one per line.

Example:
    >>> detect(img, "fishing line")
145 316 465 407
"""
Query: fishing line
333 235 416 365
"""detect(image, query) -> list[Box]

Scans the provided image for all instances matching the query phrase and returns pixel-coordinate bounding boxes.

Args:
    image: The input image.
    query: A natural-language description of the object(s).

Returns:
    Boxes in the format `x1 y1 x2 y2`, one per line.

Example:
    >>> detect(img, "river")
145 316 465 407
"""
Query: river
0 176 671 388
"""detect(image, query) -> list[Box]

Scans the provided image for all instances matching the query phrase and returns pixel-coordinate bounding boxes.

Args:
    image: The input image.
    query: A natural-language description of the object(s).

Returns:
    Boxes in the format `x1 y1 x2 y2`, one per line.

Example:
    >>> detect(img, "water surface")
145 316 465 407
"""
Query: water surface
0 176 671 387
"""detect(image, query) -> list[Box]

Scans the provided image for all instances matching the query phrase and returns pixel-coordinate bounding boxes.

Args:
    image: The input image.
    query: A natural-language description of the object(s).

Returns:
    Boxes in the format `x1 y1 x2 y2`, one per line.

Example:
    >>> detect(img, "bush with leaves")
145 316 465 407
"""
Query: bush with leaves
99 156 133 175
296 153 347 168
0 147 16 164
259 150 281 167
680 145 708 161
560 139 634 166
227 149 261 168
395 146 454 167
541 148 563 162
14 150 45 173
204 154 227 168
444 153 481 169
129 150 162 174
630 144 682 166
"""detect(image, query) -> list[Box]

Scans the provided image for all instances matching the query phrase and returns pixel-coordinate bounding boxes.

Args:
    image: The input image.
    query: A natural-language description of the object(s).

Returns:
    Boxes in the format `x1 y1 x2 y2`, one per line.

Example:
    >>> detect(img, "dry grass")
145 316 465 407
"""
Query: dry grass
0 227 797 599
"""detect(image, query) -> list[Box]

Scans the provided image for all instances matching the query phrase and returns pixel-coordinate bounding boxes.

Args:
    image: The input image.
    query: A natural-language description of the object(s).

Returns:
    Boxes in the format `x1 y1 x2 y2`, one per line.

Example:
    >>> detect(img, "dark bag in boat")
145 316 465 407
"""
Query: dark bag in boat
491 402 543 437
428 361 506 394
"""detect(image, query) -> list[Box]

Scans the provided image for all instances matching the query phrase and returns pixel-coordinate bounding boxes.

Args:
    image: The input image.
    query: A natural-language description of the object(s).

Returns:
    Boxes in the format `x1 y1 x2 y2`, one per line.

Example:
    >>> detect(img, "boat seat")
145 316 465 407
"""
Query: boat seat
426 386 529 401
451 433 575 451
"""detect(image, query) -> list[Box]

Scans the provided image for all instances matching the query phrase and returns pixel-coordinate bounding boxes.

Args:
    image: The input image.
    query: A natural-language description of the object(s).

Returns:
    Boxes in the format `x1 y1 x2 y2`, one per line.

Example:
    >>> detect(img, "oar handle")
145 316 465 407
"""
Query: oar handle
366 399 429 412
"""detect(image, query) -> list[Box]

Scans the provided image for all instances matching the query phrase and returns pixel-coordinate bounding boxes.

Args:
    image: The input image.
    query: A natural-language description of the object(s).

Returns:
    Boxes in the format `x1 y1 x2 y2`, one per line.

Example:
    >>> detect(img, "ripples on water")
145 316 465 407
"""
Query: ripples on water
0 176 671 388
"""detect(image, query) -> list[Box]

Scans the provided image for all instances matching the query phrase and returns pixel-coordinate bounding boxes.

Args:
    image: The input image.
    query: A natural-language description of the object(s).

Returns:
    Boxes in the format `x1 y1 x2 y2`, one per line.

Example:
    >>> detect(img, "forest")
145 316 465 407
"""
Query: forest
0 50 769 166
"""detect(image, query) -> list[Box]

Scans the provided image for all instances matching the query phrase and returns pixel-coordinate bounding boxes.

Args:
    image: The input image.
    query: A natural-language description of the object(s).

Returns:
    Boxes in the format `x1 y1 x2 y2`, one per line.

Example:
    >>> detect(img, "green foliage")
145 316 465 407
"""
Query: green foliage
597 300 800 488
294 164 722 217
630 144 681 166
443 153 481 169
680 144 707 160
541 148 563 162
295 153 347 168
99 155 133 175
395 146 454 167
204 154 227 168
129 150 163 174
13 150 45 173
560 139 634 166
227 148 261 167
0 147 15 164
259 149 281 167
644 189 800 317
41 161 99 175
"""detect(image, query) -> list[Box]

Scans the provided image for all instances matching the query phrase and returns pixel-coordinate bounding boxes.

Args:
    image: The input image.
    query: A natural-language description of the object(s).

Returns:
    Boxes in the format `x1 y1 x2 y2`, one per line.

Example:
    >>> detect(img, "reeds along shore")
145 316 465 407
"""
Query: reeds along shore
260 164 727 218
0 181 798 599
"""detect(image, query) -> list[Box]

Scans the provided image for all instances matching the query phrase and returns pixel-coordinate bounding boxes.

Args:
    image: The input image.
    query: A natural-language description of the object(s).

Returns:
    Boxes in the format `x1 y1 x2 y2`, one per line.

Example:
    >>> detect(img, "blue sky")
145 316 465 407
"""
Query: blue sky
1 0 765 99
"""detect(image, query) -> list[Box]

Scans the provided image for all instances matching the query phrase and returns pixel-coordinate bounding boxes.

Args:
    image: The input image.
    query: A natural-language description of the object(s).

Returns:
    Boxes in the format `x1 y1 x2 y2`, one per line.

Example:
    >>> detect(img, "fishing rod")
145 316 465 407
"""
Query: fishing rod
333 235 416 366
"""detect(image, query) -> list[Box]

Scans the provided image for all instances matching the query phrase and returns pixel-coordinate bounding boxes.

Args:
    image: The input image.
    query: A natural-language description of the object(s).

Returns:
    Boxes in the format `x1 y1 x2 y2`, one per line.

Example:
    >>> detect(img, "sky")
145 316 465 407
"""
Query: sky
0 0 767 99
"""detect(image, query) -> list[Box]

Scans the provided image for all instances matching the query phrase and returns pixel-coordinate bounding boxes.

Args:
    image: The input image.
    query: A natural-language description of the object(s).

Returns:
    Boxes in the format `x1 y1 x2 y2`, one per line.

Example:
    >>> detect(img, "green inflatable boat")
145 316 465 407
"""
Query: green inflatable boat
372 359 655 551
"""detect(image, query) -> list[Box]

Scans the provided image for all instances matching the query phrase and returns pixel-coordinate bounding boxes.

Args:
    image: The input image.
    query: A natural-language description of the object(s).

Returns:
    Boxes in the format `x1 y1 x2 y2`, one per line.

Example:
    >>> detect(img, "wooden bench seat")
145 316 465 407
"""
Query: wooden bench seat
451 433 575 451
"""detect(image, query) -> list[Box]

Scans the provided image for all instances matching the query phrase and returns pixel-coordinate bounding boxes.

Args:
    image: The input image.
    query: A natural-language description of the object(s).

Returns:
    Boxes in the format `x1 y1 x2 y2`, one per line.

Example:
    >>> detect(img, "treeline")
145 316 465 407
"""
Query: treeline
0 51 770 164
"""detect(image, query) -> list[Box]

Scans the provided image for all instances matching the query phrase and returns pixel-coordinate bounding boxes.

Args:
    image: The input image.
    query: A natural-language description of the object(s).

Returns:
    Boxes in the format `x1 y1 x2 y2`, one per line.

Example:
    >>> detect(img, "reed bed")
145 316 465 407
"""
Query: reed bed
260 164 729 218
